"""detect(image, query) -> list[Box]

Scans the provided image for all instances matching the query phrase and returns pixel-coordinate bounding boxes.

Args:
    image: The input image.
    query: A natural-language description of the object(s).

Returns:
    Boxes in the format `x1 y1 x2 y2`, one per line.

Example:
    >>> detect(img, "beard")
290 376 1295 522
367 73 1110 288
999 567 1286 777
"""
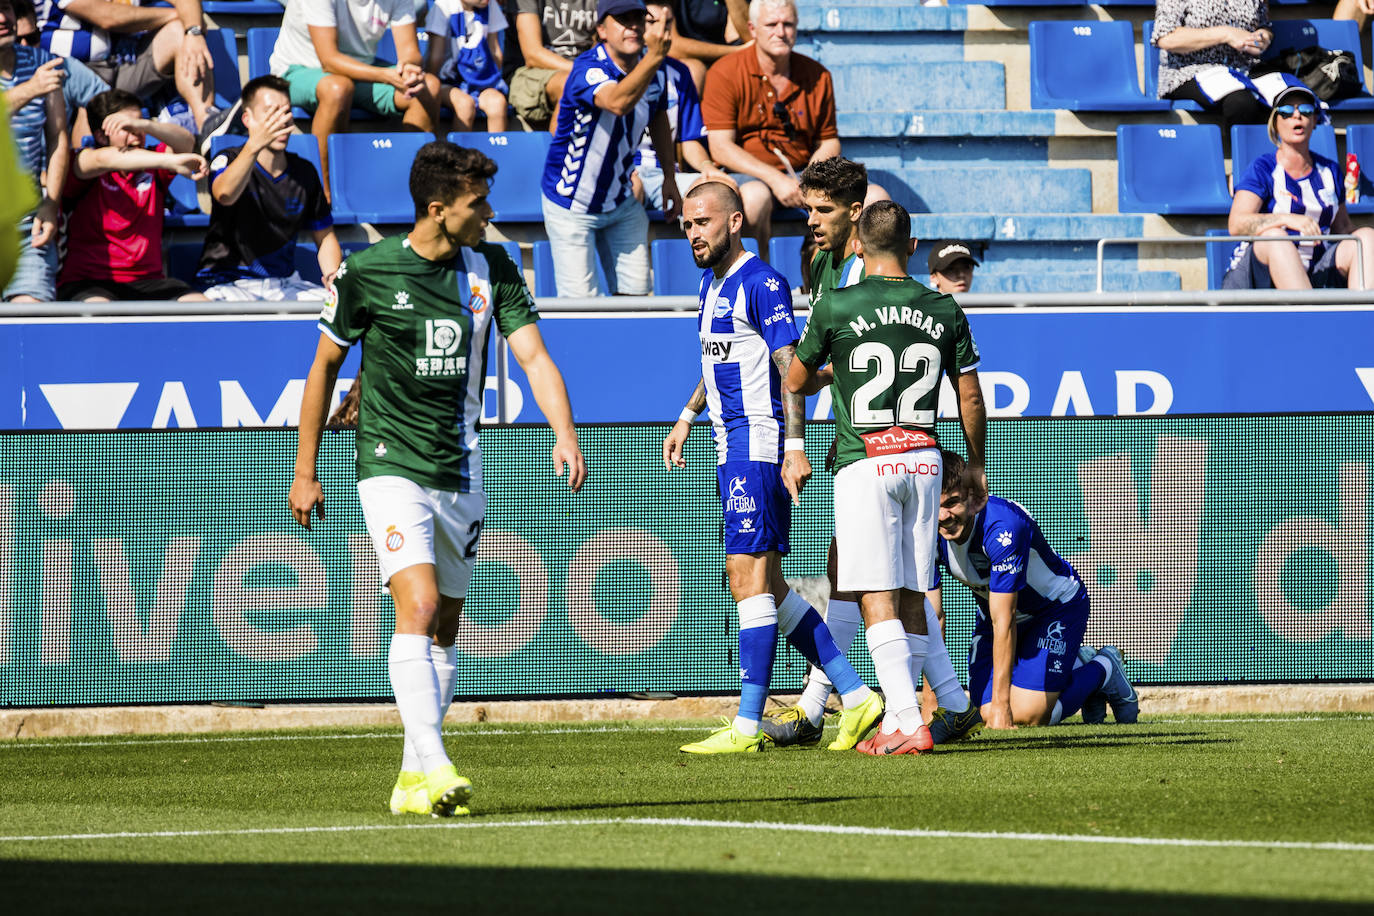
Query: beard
692 233 732 269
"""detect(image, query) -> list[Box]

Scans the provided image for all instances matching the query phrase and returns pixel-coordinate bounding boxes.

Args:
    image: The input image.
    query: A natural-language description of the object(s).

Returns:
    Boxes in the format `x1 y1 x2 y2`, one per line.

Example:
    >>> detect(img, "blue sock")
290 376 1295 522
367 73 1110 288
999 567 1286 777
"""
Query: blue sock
784 608 864 697
1056 656 1109 719
737 623 778 726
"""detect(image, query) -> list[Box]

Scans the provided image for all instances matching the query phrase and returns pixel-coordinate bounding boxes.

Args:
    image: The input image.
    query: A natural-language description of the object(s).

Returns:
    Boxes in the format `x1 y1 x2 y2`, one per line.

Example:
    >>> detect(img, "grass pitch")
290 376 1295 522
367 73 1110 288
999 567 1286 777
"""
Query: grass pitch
2 714 1371 914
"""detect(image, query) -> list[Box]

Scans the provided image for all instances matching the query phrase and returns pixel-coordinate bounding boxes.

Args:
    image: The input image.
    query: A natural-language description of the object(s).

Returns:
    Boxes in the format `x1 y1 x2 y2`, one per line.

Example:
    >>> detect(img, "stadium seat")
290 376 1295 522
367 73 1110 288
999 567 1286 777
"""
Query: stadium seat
165 175 209 228
207 29 241 110
295 241 370 283
245 27 278 81
373 29 430 65
1230 122 1337 180
448 132 551 221
769 236 806 291
1142 21 1201 111
1264 20 1374 110
1117 124 1233 214
1028 21 1170 111
1205 228 1241 289
165 241 203 283
1344 124 1374 214
327 133 432 223
648 238 767 296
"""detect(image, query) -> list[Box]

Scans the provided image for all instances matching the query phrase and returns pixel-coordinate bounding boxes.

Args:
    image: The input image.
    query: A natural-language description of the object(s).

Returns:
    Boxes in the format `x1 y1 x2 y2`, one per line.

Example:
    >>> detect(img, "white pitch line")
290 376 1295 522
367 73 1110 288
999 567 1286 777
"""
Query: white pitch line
1 816 1371 853
1 715 1368 750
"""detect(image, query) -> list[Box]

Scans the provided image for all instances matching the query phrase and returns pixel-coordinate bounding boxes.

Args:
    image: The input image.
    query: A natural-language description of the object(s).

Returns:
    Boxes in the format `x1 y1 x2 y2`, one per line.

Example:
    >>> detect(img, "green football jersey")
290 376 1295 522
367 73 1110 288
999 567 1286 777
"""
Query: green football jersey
807 247 864 306
319 236 538 491
796 275 979 472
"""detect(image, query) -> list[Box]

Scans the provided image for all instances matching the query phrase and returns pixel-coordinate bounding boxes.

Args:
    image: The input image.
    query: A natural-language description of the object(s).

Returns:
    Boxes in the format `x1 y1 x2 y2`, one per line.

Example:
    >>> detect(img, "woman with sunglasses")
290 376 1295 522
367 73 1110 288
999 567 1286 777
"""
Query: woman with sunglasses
1223 83 1374 290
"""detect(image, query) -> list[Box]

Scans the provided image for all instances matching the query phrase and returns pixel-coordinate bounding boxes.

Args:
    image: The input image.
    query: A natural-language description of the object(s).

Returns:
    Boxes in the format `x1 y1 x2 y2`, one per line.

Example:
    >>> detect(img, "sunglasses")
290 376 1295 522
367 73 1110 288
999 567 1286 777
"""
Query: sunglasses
772 101 797 141
1275 102 1316 118
16 30 40 46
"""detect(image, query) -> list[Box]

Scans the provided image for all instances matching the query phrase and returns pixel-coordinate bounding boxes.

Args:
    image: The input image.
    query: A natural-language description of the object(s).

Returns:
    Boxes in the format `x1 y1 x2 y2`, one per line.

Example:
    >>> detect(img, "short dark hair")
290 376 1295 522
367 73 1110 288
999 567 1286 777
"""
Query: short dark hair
941 449 966 492
798 156 867 207
685 179 744 215
10 0 37 22
241 74 291 109
87 89 144 138
409 140 498 218
856 200 910 260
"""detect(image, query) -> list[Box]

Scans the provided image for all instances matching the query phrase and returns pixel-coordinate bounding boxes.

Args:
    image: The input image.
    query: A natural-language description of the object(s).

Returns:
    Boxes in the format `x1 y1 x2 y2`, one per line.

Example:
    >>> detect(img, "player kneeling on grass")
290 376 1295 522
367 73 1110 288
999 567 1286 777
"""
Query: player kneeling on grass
665 180 884 755
933 451 1137 729
290 141 586 816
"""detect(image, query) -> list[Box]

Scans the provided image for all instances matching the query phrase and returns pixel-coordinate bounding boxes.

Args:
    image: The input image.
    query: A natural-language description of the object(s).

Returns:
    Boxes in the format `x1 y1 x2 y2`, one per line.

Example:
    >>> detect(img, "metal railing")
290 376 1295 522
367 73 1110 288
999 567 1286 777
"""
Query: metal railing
1096 233 1368 293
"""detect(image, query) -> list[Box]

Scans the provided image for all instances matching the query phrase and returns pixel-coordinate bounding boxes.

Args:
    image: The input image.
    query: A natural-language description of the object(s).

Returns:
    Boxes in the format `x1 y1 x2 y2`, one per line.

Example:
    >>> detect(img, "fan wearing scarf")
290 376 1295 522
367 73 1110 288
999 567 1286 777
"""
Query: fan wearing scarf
1224 81 1374 290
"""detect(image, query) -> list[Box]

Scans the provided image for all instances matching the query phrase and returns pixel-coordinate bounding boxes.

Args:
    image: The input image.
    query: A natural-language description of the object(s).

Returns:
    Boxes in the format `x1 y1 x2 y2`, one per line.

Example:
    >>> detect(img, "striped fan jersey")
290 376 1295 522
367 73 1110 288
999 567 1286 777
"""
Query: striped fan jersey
1230 151 1340 270
542 42 668 214
634 56 702 171
697 251 799 465
36 0 129 62
0 45 55 183
938 495 1084 624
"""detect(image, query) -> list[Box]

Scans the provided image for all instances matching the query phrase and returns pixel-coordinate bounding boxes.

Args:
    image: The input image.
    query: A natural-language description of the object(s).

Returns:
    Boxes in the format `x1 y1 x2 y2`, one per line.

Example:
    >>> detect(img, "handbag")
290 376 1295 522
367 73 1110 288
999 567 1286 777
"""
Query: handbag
1250 46 1364 101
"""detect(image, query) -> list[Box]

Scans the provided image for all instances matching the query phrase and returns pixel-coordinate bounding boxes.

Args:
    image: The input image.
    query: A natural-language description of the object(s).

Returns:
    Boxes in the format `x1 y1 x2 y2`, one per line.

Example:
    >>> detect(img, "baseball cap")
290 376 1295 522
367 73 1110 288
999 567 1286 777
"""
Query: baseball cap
596 0 646 21
1272 83 1318 110
927 240 981 273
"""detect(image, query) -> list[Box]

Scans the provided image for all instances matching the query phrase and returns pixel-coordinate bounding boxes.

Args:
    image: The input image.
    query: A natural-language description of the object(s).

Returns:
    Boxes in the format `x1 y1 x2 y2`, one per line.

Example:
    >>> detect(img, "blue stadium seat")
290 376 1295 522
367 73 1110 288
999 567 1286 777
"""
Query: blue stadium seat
373 29 430 65
201 0 284 13
207 29 241 110
1265 20 1374 110
1028 21 1170 111
1117 124 1233 214
448 132 551 221
327 133 432 223
1141 21 1201 111
1230 122 1337 180
165 175 209 228
1205 228 1241 289
1345 124 1374 214
245 27 278 81
650 239 704 295
769 236 805 292
165 240 203 283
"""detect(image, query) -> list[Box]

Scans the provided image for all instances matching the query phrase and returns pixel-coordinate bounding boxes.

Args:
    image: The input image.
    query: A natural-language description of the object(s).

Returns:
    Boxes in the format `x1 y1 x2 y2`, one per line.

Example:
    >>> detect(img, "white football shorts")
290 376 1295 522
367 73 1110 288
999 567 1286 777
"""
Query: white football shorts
832 447 942 593
355 475 487 598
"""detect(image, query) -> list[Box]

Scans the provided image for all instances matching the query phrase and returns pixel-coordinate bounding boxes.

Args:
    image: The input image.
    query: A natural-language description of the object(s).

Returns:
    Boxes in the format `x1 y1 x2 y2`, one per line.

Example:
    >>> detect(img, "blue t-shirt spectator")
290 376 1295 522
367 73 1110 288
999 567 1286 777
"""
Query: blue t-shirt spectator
634 53 699 170
1230 150 1341 271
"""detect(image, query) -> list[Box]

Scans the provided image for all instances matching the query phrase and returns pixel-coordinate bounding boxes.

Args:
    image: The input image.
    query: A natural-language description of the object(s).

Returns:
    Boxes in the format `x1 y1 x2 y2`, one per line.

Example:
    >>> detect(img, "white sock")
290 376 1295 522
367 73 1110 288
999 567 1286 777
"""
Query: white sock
867 618 921 734
388 633 449 774
920 600 968 713
1049 700 1065 725
399 642 457 773
797 598 862 724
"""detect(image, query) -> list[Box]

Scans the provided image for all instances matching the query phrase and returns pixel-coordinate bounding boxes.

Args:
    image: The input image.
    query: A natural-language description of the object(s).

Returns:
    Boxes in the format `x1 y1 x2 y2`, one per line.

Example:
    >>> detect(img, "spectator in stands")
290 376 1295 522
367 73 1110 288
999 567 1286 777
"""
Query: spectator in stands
630 0 729 212
509 0 597 128
1224 83 1374 290
269 0 440 194
33 0 216 131
12 0 106 141
702 0 887 256
540 0 678 296
1151 0 1272 127
1333 0 1373 34
664 0 748 92
927 240 979 294
196 76 342 301
426 0 510 132
58 88 209 301
2 0 66 303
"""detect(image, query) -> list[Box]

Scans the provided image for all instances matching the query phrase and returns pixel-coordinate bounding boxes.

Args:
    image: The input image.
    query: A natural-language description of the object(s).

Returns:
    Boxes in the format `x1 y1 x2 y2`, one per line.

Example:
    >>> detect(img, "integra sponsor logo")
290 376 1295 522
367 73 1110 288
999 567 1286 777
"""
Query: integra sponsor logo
725 475 756 514
701 339 734 360
1037 620 1067 656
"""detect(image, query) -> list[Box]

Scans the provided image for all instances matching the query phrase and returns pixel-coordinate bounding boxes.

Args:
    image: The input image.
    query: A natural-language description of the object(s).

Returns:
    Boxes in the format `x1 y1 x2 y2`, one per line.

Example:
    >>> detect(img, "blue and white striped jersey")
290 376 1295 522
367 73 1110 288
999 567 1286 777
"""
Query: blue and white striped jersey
0 45 55 182
634 55 702 171
1231 151 1341 270
36 0 127 62
938 496 1083 623
698 252 799 465
542 43 668 214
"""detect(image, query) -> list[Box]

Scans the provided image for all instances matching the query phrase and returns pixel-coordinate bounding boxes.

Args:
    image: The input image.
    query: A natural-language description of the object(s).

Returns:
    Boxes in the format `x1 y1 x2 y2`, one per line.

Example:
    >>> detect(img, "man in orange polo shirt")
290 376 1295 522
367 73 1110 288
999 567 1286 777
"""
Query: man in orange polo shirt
701 0 886 254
